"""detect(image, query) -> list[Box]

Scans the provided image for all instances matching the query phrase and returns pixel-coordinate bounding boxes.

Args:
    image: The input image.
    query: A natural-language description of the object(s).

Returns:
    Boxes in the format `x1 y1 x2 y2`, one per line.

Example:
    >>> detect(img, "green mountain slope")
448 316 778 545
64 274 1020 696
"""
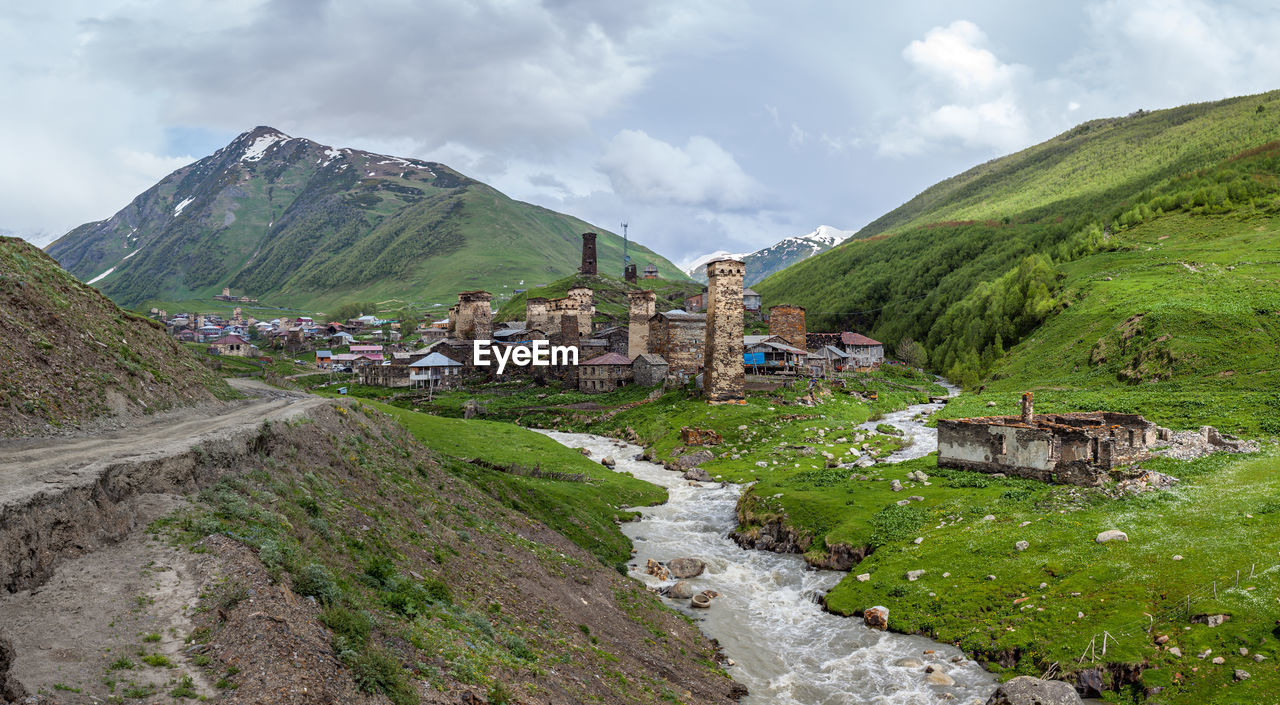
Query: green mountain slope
46 127 686 312
757 90 1280 400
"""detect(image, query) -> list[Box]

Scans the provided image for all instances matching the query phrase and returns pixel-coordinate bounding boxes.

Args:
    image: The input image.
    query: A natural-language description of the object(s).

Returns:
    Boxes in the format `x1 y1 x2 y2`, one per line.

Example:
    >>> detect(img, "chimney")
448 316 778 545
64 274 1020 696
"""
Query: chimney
1021 392 1034 424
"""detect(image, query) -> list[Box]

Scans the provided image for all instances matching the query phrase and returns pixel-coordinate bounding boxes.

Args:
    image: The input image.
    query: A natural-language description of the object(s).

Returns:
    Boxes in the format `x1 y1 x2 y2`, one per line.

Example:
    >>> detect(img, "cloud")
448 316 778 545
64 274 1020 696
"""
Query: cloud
879 20 1032 156
598 130 766 211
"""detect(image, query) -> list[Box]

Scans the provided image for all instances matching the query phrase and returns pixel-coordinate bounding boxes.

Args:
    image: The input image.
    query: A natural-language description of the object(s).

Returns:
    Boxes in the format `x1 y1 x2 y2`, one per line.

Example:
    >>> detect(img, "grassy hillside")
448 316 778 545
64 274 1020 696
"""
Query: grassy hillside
494 272 701 325
0 236 234 436
47 127 687 312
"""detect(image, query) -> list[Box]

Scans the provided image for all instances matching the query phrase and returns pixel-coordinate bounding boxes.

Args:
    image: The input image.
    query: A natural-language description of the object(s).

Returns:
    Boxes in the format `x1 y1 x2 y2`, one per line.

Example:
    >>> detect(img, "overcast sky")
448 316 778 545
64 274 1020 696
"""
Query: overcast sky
5 1 1280 266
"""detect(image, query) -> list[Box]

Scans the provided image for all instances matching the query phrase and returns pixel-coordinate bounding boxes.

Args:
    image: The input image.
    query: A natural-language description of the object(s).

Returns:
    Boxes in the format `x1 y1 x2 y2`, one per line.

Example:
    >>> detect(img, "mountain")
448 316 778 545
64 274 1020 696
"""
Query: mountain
685 225 854 285
755 89 1280 427
0 237 232 436
46 127 688 312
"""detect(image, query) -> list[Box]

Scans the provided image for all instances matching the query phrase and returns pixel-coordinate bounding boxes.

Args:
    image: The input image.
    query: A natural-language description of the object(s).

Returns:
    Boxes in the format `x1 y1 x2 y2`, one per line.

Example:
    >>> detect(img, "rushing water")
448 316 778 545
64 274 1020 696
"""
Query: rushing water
537 382 998 705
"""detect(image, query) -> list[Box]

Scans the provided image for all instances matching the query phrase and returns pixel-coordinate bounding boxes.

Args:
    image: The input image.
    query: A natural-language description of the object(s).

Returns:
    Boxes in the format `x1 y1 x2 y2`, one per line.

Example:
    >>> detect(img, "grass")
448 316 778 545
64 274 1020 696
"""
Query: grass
358 399 666 567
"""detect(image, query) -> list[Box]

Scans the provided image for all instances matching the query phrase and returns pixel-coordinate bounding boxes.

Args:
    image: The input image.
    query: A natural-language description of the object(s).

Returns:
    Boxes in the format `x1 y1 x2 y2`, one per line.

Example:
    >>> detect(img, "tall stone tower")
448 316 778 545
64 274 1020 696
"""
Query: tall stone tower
703 259 746 404
768 305 806 350
627 290 656 359
455 291 493 341
579 232 598 275
526 297 550 334
624 264 638 283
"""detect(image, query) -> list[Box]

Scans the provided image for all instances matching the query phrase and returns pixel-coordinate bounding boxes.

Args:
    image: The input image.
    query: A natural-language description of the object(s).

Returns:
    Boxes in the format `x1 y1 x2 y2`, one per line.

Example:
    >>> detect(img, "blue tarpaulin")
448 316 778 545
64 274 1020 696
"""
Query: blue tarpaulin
744 352 765 365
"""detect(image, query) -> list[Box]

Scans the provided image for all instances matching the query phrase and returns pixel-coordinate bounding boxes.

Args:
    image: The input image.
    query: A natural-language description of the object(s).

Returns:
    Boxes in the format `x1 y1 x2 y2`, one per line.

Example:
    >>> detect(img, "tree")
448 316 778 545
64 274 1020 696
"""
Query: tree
897 337 928 369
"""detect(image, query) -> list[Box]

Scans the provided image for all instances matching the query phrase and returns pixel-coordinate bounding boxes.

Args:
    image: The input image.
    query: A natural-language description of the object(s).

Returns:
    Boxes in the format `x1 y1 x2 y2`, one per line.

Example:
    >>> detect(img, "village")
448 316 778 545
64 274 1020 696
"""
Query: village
157 233 889 398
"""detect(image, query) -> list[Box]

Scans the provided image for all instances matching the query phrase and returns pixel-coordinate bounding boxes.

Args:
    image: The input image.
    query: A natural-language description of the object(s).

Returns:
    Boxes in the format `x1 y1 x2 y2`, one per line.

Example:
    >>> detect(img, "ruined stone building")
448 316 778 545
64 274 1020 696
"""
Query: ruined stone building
454 291 493 341
768 305 806 351
703 259 746 404
592 326 630 356
624 264 638 283
525 297 551 335
565 286 595 338
578 352 633 393
627 290 656 359
649 310 705 380
579 232 597 275
937 393 1170 486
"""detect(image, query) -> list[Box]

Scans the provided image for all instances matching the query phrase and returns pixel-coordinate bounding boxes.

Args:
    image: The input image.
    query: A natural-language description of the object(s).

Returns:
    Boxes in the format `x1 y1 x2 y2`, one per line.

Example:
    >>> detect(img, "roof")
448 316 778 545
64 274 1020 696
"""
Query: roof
759 340 808 355
209 334 248 346
809 345 850 359
744 334 783 346
582 352 633 366
657 310 705 321
842 332 882 346
743 288 760 297
409 352 463 368
350 344 383 352
633 353 668 366
316 350 333 357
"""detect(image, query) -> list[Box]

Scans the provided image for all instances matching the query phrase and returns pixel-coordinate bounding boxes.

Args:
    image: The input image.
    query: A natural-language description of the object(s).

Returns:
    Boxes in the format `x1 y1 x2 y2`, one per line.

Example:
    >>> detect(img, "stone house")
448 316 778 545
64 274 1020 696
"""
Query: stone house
208 334 254 357
592 326 630 356
842 332 884 368
632 353 669 386
579 352 633 393
742 288 762 313
648 310 706 380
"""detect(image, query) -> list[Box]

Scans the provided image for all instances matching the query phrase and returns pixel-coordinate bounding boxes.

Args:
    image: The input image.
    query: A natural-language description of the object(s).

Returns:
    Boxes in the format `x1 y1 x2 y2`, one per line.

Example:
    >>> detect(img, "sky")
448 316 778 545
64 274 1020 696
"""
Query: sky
4 0 1280 267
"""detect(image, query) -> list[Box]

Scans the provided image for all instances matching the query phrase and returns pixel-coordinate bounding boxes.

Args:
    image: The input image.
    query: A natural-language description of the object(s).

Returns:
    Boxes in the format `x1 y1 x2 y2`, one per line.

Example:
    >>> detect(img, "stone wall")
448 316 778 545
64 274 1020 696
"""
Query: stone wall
649 312 705 379
579 232 597 275
768 305 806 350
633 356 668 386
627 290 656 359
566 286 595 338
526 297 551 336
704 259 745 403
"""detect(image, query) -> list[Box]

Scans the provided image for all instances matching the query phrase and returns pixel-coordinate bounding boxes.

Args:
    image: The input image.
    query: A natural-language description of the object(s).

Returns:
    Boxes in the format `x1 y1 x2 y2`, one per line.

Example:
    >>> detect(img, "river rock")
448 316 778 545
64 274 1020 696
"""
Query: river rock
864 605 889 631
668 581 695 599
925 671 955 686
983 676 1083 705
1095 530 1128 543
667 557 706 579
601 455 616 467
673 449 715 470
894 657 924 668
645 559 670 581
683 468 712 482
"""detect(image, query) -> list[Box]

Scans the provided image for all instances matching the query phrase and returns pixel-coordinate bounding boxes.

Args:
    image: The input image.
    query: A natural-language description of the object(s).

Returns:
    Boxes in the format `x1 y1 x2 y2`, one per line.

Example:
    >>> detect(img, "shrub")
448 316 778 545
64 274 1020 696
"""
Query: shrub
292 563 341 604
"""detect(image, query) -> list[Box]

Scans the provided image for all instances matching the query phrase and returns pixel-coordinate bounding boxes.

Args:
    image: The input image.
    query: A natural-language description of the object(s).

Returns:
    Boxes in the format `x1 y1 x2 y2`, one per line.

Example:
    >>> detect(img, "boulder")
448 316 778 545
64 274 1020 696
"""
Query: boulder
672 449 715 470
668 581 695 599
1075 668 1103 698
645 559 670 581
1192 613 1230 627
984 676 1083 705
1015 540 1030 551
906 570 926 581
667 557 706 579
1095 530 1128 543
894 658 924 668
864 605 889 631
855 573 871 582
683 468 712 482
925 671 955 686
601 456 616 468
680 426 723 446
1235 669 1251 681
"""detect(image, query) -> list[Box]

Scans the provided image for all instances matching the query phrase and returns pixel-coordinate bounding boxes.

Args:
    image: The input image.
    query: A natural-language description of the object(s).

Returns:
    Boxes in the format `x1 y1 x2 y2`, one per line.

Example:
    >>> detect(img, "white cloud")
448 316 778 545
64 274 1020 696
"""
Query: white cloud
598 130 766 211
879 20 1033 156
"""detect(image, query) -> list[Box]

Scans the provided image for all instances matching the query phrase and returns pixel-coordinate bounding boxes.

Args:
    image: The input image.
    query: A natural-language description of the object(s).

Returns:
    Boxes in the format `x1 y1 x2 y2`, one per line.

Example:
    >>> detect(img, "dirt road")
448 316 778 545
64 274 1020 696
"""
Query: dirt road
0 379 329 514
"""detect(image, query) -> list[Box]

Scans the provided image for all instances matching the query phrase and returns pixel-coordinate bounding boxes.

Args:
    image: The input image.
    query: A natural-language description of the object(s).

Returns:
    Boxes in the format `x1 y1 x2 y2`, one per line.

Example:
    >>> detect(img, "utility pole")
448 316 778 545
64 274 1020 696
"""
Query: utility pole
621 221 630 273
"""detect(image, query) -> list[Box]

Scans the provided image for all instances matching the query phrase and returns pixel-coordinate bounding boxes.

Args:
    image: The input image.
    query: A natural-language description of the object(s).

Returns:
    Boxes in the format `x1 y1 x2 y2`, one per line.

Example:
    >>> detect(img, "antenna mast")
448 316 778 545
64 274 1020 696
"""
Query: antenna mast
621 221 630 269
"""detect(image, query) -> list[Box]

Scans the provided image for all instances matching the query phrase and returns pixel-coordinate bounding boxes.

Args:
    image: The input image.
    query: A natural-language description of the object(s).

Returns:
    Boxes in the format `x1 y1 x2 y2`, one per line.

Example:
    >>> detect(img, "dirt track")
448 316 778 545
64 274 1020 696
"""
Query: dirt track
0 379 328 514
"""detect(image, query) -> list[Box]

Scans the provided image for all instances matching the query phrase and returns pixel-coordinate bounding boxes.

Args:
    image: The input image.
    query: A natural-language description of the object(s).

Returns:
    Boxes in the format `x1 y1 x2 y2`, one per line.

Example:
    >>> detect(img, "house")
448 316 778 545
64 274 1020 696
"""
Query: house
642 263 659 279
684 289 707 313
743 335 807 374
408 352 463 389
315 350 333 367
592 325 630 356
807 345 850 376
742 288 762 312
841 332 884 368
632 353 669 386
330 331 356 346
648 310 706 379
208 334 254 357
579 352 633 393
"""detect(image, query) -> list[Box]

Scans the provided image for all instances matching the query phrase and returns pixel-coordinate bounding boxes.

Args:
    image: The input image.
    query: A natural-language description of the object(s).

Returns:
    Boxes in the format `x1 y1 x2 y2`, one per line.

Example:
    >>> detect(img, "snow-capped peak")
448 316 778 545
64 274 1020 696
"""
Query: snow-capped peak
682 250 749 277
240 129 291 162
794 225 855 248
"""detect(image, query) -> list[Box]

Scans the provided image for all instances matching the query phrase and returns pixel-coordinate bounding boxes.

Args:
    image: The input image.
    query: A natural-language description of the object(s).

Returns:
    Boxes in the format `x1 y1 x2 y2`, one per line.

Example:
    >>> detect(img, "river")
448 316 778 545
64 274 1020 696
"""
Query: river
537 384 999 705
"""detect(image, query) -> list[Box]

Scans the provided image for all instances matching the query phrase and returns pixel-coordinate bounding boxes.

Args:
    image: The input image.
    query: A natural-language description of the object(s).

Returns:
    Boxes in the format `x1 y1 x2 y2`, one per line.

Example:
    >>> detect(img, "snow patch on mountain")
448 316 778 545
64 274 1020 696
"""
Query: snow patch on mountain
241 131 289 162
173 197 195 216
681 250 749 278
86 266 116 285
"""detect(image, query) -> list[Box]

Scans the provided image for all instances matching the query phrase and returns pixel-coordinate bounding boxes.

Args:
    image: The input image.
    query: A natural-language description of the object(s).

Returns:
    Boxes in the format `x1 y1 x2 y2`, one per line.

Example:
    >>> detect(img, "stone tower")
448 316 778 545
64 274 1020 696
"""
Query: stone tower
455 291 493 341
627 290 656 359
566 286 595 338
624 263 638 283
526 297 550 334
559 312 580 349
768 305 806 351
703 258 746 404
579 232 597 275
